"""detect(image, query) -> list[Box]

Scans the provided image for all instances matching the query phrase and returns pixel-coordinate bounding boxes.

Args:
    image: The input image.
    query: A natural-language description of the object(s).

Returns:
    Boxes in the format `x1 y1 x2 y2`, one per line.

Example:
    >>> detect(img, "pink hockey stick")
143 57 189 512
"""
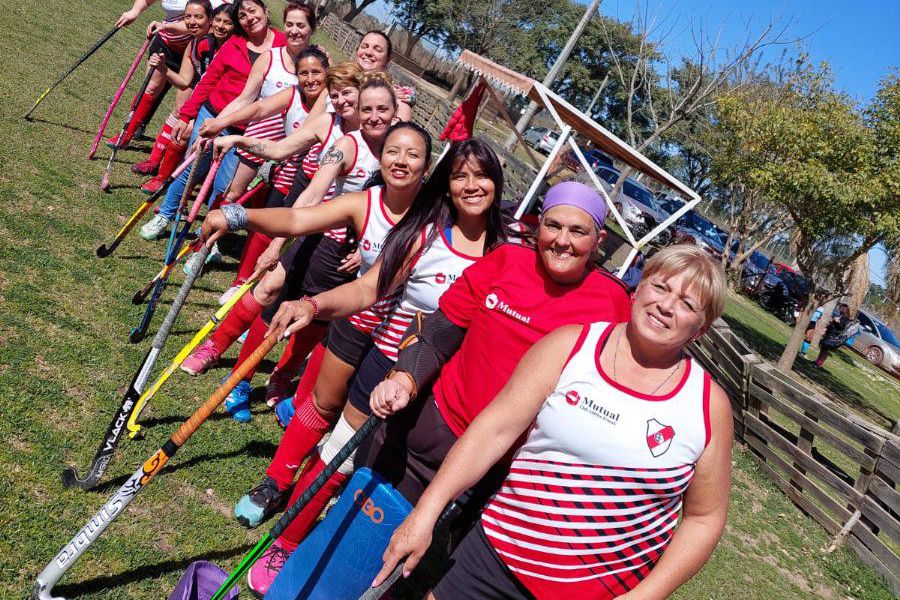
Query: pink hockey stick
87 36 152 160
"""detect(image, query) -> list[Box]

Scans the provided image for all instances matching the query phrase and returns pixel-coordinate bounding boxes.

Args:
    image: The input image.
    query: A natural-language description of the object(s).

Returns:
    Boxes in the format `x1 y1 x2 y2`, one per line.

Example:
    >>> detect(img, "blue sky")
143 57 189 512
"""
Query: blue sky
365 0 897 283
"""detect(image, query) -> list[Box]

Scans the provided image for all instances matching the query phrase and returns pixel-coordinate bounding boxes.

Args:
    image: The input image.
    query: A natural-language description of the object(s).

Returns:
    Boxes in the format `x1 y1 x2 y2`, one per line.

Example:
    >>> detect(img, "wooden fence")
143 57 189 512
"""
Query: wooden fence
689 321 900 594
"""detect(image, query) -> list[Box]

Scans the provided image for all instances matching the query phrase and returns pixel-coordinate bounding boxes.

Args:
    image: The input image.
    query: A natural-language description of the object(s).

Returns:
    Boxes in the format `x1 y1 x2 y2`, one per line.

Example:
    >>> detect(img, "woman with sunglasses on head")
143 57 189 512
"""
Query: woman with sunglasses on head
140 0 286 241
135 2 236 192
375 244 732 600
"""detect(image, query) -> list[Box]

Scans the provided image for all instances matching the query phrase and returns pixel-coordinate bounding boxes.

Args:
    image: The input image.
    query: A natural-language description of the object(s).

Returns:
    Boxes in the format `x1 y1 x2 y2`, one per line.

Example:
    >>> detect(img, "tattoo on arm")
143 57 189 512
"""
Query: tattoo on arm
247 142 267 156
320 148 344 166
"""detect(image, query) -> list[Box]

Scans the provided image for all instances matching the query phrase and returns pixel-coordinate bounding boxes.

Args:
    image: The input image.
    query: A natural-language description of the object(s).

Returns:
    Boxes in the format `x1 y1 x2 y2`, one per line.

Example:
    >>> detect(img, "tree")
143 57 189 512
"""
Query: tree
388 0 452 55
342 0 379 24
719 57 898 372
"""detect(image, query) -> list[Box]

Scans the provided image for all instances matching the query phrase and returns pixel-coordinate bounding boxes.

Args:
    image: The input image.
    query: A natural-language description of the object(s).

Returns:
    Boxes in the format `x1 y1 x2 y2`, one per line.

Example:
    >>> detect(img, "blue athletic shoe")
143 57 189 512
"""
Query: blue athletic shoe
234 476 289 528
275 397 295 428
224 378 252 423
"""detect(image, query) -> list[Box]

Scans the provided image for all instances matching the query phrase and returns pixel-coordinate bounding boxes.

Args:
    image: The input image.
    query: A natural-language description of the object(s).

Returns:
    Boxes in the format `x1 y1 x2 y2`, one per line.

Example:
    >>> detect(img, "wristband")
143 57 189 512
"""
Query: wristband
386 368 418 399
300 295 319 318
220 203 248 232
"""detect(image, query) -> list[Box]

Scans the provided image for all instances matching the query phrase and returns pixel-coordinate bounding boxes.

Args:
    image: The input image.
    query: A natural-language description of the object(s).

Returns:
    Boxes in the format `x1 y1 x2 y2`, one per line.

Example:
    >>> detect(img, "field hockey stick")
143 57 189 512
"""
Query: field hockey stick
87 36 153 160
99 62 159 191
24 26 120 120
125 278 258 438
33 335 281 600
128 155 203 338
209 414 383 600
358 501 463 600
96 150 197 257
130 157 221 343
62 243 210 490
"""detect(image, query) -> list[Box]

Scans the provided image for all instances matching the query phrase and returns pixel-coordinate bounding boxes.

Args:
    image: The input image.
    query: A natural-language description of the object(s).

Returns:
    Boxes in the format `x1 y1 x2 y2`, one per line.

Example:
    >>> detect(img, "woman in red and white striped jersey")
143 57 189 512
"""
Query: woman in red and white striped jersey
375 244 732 600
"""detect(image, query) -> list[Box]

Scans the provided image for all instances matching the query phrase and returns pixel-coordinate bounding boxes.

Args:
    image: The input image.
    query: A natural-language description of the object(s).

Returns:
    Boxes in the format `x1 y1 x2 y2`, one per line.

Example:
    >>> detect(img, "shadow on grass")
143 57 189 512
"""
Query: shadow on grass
56 543 254 597
721 314 890 426
91 439 279 493
26 116 94 135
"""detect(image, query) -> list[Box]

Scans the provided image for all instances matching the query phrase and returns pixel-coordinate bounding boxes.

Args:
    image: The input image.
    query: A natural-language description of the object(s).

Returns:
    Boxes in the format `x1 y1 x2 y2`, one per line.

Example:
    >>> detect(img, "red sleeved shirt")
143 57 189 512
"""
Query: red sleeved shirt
179 28 287 123
434 243 632 437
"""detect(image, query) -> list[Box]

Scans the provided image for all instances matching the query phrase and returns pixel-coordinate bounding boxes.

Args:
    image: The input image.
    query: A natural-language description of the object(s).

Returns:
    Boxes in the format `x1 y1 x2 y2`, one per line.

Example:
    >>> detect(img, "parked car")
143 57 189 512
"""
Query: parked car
523 127 559 153
852 310 900 376
673 211 729 260
583 148 614 169
655 193 687 217
750 270 809 325
594 166 674 245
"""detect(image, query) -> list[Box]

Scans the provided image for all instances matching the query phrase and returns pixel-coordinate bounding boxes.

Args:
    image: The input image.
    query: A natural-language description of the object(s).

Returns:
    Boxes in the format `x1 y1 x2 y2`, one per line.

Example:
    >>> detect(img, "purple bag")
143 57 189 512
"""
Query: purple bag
168 561 239 600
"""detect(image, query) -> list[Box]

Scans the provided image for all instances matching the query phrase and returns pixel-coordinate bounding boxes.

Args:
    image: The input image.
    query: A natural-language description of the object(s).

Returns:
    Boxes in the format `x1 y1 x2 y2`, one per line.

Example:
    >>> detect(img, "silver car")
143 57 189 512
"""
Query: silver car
594 166 673 245
523 127 559 153
852 310 900 376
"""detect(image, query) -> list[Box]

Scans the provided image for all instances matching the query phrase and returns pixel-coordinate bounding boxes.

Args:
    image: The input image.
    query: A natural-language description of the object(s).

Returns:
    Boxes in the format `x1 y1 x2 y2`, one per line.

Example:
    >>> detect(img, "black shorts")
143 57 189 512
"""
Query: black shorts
148 35 184 71
264 185 291 209
433 523 536 600
347 346 395 414
324 316 373 367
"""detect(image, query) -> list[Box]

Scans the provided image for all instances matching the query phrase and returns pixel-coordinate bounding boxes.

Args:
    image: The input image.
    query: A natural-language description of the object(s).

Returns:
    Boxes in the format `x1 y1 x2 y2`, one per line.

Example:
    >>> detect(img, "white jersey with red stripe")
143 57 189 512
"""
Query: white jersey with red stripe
323 129 380 244
482 321 711 600
237 48 298 165
347 186 400 335
272 86 314 192
372 226 479 360
297 114 344 196
159 0 191 49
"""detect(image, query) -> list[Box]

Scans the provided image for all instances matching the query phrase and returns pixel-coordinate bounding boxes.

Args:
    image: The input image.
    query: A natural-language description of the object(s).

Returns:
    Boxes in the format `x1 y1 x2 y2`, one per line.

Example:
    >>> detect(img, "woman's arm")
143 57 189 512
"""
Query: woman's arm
201 87 293 136
116 0 152 27
212 112 331 161
371 324 583 584
617 383 732 600
156 45 196 90
215 51 271 120
291 135 355 209
202 190 366 242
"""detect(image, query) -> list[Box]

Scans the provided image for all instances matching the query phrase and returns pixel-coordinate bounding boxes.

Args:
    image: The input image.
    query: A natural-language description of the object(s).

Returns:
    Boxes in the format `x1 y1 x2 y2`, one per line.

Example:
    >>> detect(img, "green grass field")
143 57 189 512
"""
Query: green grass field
0 2 895 598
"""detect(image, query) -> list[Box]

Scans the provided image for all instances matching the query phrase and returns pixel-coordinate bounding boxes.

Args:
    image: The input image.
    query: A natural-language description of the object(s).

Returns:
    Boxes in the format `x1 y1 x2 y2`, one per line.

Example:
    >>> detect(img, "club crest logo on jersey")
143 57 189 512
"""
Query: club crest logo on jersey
565 390 581 405
483 292 531 323
646 419 675 457
485 293 499 309
276 81 284 88
435 273 447 284
362 239 372 251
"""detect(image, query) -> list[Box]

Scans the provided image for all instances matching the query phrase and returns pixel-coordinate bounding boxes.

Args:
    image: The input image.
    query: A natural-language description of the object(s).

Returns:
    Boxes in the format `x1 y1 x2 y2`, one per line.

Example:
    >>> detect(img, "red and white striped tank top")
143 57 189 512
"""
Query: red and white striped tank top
272 86 314 193
322 129 380 244
347 186 399 335
237 48 297 165
483 321 711 600
371 226 479 360
159 0 191 51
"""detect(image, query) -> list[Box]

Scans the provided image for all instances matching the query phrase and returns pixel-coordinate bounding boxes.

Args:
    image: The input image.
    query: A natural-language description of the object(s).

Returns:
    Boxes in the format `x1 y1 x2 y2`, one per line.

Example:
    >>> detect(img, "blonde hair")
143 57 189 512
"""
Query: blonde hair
642 244 726 328
359 70 397 107
326 61 363 92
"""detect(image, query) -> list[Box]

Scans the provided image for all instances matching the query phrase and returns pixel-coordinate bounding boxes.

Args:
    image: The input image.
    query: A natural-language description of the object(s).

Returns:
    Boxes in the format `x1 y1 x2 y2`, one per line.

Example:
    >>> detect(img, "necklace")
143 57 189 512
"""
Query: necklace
613 325 682 396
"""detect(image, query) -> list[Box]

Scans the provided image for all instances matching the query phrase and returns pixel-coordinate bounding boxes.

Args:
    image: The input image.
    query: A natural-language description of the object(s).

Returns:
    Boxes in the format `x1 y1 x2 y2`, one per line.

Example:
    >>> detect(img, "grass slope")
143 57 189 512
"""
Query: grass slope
0 2 894 598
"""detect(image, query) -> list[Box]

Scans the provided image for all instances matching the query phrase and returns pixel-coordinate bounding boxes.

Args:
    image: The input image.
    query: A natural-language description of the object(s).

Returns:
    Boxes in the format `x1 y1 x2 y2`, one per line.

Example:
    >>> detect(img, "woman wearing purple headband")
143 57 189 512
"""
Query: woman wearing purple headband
282 181 631 591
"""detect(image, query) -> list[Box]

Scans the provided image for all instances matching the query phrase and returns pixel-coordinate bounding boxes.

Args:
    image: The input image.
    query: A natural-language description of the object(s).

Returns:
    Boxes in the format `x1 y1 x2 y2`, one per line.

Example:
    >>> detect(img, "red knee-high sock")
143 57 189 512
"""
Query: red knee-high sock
293 342 326 409
232 232 274 286
210 292 264 354
155 140 188 181
276 450 348 551
147 115 178 164
267 392 334 489
275 321 328 379
120 92 158 145
233 315 270 380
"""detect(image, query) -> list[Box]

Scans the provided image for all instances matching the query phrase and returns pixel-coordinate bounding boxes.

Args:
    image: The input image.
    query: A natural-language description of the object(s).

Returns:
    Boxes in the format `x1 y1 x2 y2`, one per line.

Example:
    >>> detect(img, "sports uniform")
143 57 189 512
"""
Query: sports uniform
360 242 633 502
434 321 712 600
235 47 298 166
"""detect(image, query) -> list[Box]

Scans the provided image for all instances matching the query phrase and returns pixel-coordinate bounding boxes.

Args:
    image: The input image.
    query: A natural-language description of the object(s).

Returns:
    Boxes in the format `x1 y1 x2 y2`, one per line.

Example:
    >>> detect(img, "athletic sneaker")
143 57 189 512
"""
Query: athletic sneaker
185 242 223 275
265 369 293 408
275 398 295 429
131 158 160 176
237 329 249 344
140 215 171 240
225 379 252 423
234 476 289 528
247 537 292 597
183 250 206 277
141 174 167 194
181 339 220 376
218 284 242 306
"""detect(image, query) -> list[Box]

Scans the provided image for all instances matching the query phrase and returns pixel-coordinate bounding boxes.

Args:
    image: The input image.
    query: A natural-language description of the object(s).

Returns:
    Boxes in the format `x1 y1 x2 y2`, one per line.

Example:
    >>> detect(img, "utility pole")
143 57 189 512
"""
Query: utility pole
503 0 602 149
